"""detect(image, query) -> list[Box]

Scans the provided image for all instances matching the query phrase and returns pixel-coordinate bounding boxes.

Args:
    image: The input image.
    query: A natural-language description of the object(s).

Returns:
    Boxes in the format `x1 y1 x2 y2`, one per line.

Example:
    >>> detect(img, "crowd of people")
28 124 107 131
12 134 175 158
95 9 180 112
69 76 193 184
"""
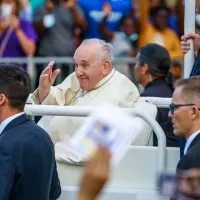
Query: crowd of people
0 0 187 81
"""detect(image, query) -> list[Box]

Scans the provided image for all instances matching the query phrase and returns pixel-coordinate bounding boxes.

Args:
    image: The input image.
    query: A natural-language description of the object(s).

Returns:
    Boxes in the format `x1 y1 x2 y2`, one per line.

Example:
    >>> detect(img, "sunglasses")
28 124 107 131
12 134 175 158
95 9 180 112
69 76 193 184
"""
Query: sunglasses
169 103 200 115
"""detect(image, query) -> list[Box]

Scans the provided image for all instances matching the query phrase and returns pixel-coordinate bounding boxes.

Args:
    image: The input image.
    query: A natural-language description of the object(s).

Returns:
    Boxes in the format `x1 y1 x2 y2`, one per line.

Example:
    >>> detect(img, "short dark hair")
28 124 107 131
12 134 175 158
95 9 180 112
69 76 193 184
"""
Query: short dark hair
150 5 171 18
138 43 171 77
0 64 31 110
50 0 61 5
174 76 200 103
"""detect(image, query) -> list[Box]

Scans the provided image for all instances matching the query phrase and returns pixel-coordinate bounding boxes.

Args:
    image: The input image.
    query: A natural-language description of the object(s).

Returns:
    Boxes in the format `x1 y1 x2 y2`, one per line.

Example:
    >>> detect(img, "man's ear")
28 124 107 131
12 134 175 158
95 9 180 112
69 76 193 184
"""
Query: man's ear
0 94 6 106
191 105 200 121
102 60 112 76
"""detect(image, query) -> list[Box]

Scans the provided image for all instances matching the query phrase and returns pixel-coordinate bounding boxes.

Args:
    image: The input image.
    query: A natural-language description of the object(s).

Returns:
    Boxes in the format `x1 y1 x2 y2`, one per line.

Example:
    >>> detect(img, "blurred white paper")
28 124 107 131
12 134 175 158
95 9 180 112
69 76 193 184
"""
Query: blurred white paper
69 104 138 165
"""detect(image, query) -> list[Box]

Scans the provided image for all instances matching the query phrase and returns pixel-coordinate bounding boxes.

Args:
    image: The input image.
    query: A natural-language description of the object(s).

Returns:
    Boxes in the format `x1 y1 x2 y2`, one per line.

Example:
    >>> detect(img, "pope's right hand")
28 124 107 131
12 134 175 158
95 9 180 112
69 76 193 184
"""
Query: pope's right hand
38 61 60 104
180 33 200 54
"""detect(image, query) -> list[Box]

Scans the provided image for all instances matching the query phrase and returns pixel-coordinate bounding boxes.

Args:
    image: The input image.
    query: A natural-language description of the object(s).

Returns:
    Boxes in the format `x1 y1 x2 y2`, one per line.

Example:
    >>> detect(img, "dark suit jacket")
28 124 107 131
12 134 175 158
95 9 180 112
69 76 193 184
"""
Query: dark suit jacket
190 50 200 76
177 133 200 170
0 114 61 200
141 78 180 147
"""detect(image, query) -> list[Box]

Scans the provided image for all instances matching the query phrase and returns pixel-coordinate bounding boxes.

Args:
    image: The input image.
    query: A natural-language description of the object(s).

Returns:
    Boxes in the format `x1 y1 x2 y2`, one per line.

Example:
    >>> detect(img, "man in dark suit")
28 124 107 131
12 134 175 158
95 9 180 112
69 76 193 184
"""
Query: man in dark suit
0 64 61 200
168 76 200 170
180 32 200 157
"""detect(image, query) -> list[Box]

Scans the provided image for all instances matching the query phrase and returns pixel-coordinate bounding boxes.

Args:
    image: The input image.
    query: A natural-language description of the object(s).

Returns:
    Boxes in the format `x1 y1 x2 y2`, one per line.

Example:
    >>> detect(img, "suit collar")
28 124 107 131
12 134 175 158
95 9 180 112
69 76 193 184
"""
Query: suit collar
187 131 200 152
1 114 31 136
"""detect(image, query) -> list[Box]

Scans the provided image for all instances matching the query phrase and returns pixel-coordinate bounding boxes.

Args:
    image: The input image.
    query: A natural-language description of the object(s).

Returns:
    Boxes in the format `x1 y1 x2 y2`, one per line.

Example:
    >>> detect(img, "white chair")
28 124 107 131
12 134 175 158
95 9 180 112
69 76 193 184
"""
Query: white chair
131 101 157 146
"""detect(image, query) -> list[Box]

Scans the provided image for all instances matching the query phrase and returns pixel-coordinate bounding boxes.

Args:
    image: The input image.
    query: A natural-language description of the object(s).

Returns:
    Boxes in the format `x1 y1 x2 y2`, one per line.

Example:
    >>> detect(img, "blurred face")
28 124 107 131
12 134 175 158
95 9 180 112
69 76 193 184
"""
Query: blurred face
73 44 111 91
154 9 169 30
122 18 135 36
168 87 194 138
150 0 160 8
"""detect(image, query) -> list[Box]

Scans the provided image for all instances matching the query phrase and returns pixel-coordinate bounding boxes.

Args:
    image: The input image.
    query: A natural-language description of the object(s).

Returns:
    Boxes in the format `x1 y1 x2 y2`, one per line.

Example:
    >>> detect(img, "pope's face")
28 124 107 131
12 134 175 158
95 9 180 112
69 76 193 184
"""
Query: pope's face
73 44 106 91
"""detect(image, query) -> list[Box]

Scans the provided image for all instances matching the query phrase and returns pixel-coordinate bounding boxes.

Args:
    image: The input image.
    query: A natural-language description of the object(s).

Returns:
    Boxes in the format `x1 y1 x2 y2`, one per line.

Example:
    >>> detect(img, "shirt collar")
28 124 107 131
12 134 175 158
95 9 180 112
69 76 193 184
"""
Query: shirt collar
184 130 200 155
93 69 115 90
0 112 24 135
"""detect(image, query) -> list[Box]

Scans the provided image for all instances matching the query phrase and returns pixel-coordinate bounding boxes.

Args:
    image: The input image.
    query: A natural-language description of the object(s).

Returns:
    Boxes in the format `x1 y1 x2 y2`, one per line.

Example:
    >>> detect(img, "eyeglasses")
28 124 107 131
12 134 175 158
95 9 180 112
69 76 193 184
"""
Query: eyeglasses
169 103 200 115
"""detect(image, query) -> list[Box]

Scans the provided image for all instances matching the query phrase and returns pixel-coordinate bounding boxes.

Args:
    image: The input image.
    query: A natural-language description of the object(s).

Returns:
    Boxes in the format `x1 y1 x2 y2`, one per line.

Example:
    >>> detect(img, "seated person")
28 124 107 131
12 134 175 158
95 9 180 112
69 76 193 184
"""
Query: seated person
31 39 140 163
135 43 180 147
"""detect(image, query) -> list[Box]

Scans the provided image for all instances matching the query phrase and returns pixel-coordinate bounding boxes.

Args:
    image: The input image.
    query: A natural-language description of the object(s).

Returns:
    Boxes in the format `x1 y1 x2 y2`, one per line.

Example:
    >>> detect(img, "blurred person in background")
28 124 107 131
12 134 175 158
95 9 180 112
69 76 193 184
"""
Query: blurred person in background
138 0 183 61
34 0 87 85
99 3 138 80
19 0 32 22
78 0 132 39
133 0 183 35
177 168 200 199
0 0 37 69
135 43 180 147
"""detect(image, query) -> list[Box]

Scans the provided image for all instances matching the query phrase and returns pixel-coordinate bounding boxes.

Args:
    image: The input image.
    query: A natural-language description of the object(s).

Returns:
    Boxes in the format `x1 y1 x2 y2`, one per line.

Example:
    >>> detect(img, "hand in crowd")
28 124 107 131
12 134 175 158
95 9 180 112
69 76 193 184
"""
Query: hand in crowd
0 15 19 31
78 147 111 200
180 33 200 54
177 169 200 199
38 61 60 104
0 17 9 32
46 0 54 13
102 2 112 17
9 15 20 30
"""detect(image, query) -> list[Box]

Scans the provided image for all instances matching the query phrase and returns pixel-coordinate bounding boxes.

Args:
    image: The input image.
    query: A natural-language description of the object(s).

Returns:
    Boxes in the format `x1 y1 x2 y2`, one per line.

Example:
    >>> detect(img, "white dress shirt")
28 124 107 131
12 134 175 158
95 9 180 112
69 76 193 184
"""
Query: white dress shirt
0 112 24 135
184 130 200 155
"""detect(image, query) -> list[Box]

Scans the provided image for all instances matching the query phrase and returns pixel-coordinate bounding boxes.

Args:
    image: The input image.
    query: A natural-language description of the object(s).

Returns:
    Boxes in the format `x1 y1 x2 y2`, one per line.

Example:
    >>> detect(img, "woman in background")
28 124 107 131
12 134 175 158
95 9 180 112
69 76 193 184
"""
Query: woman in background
0 0 37 69
135 43 180 147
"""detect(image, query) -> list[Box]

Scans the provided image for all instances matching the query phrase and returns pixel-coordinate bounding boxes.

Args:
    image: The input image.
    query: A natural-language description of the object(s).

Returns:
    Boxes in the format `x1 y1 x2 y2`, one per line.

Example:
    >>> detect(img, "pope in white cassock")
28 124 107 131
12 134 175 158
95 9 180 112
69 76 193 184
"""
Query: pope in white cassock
31 39 139 164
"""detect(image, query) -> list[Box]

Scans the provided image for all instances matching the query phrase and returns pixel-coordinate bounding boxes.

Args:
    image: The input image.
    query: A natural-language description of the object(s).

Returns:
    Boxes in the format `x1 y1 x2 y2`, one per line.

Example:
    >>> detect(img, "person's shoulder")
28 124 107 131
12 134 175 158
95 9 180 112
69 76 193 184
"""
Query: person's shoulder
19 19 36 32
142 82 173 98
21 123 54 151
19 19 31 26
115 70 137 86
5 119 51 144
177 147 200 170
177 154 199 170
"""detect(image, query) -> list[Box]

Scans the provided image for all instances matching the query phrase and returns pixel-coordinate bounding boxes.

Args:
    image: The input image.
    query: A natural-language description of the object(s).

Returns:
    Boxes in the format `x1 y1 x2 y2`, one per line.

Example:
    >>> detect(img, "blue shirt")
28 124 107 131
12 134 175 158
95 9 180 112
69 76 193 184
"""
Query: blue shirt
78 0 132 39
184 131 200 155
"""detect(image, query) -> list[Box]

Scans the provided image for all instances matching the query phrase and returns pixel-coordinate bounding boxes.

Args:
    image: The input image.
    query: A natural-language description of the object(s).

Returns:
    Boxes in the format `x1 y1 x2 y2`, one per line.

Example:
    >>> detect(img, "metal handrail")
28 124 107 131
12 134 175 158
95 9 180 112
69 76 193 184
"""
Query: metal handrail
24 105 166 172
0 57 136 64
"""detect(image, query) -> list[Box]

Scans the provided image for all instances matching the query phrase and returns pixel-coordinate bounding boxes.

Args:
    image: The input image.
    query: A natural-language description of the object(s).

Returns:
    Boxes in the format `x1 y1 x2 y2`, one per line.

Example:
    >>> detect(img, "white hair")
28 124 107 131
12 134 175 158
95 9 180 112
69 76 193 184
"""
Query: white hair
81 39 114 64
